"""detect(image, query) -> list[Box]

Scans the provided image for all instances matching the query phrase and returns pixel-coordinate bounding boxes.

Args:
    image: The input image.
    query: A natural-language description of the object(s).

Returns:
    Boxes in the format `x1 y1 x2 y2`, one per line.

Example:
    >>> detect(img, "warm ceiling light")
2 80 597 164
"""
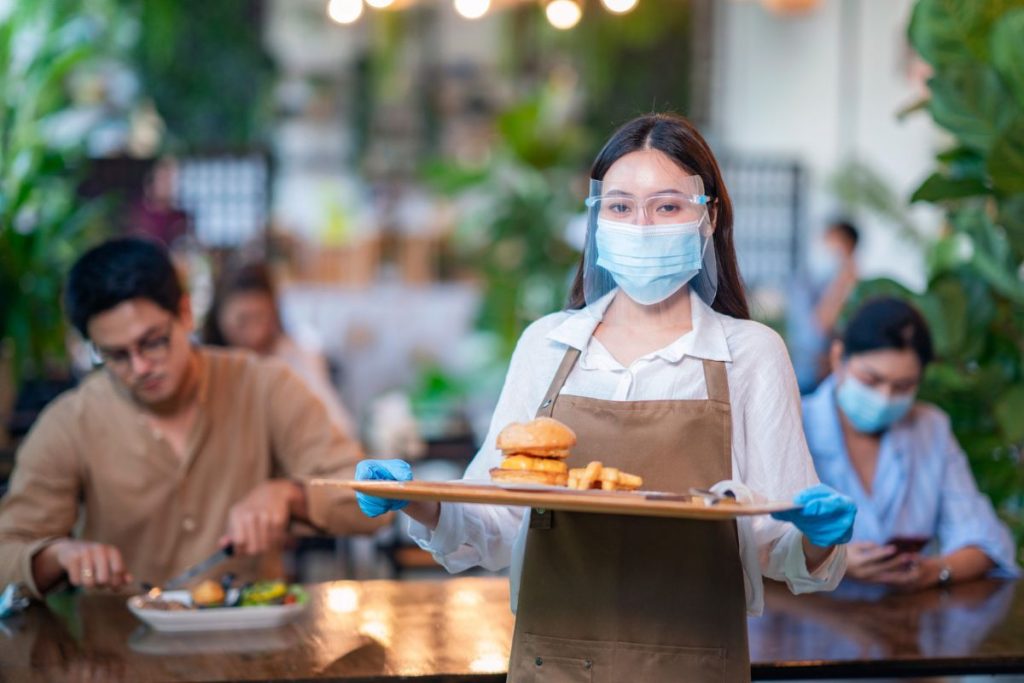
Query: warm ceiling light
760 0 820 14
454 0 490 20
327 0 363 24
546 0 582 29
601 0 638 13
366 0 395 7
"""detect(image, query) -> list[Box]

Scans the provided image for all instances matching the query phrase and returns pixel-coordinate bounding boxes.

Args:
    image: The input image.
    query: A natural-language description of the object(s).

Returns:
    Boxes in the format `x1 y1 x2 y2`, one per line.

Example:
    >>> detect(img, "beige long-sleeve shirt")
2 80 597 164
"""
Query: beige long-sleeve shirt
0 347 383 596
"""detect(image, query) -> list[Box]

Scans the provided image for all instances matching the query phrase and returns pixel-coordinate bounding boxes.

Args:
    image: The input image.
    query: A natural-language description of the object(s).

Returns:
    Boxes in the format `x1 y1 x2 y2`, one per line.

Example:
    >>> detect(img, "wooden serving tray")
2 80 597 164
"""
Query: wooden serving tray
314 479 799 520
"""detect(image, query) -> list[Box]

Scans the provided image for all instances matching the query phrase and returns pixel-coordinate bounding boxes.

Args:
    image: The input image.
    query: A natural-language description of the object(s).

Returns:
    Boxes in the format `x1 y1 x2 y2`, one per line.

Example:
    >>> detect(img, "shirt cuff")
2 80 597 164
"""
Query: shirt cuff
778 527 846 594
942 539 1022 579
407 502 467 558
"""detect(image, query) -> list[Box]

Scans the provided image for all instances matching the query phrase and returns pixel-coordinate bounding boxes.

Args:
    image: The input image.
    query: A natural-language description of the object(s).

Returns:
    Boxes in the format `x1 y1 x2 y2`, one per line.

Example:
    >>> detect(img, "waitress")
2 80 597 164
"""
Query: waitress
356 113 856 682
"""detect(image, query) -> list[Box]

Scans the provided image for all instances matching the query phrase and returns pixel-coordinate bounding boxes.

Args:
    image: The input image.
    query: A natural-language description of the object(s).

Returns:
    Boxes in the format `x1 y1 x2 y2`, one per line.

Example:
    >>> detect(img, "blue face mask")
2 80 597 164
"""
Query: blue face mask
595 218 705 305
835 374 915 433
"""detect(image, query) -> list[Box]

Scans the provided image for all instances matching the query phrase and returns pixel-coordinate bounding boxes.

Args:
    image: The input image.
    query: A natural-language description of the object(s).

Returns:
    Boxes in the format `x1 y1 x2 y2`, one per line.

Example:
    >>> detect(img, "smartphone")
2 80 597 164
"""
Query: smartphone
885 536 930 554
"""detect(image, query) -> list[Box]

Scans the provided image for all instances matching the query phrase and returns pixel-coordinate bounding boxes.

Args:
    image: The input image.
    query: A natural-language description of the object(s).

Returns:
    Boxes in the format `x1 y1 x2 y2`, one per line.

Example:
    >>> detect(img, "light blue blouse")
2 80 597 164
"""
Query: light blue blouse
802 375 1020 577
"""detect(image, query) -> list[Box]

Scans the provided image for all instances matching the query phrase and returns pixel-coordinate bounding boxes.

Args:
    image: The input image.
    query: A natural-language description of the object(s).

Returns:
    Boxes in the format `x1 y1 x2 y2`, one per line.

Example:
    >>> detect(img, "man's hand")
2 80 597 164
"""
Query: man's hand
219 480 305 556
34 539 132 590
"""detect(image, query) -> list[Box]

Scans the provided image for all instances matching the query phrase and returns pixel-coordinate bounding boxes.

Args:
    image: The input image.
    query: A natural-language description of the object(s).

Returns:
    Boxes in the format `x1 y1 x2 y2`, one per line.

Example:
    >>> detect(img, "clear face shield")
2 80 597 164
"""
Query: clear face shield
581 175 718 321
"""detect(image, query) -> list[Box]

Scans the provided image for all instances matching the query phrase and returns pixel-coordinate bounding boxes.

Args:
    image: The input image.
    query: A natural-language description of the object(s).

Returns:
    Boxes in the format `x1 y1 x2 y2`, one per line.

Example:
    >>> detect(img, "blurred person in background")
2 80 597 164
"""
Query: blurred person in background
0 238 386 597
803 297 1019 590
129 157 190 247
789 220 860 393
202 262 355 437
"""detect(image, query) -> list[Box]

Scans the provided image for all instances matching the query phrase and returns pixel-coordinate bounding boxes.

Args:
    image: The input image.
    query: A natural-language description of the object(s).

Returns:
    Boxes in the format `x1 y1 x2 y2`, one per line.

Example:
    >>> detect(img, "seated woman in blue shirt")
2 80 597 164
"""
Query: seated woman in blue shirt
803 297 1019 589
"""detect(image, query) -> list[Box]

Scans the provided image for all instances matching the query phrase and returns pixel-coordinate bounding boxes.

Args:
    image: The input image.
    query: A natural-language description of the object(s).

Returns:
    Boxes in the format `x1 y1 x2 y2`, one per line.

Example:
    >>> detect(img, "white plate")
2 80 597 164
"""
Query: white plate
127 590 308 632
128 623 303 654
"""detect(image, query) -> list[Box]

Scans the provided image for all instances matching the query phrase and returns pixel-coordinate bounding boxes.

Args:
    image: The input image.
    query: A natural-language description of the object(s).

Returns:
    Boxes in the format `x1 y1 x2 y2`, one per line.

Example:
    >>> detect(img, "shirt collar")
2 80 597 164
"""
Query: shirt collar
544 288 732 364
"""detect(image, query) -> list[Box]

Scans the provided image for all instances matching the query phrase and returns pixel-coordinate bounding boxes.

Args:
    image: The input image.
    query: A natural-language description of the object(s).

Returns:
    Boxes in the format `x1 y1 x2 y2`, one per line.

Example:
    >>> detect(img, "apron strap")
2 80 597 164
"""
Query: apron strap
702 359 730 405
536 348 581 417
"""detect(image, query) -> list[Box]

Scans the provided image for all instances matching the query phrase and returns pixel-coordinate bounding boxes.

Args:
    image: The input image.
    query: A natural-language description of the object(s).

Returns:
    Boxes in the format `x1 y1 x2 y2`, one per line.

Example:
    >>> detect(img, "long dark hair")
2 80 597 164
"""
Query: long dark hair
202 262 281 346
842 297 934 367
567 113 750 320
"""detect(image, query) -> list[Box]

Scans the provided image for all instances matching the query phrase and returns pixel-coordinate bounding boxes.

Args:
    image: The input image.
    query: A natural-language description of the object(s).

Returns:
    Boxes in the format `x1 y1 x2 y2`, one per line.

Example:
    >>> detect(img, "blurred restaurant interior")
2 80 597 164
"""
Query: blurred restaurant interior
2 0 1024 681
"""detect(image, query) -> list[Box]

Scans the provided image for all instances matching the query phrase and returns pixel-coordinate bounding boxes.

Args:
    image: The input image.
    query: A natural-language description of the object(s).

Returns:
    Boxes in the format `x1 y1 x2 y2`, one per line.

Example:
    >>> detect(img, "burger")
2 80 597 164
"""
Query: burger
490 417 576 486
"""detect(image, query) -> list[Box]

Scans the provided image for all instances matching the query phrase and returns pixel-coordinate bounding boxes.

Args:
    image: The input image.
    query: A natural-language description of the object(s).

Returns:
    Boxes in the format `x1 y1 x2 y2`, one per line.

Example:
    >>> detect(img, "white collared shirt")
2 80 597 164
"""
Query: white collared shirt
408 289 846 615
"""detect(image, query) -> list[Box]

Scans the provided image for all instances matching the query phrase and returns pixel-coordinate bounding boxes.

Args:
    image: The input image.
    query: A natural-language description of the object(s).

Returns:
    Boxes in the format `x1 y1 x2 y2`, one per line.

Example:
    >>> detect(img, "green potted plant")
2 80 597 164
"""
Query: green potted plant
425 84 586 358
845 0 1024 549
0 1 124 439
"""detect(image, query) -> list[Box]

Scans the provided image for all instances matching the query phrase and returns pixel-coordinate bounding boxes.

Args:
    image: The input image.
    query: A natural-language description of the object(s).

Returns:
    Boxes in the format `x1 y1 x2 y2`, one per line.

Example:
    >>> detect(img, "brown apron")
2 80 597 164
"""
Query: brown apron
507 347 750 682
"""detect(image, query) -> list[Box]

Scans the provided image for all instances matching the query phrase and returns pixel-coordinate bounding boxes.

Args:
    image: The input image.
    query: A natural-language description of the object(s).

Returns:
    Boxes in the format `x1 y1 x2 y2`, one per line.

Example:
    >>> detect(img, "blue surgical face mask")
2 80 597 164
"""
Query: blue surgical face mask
835 373 915 433
595 218 705 306
808 245 842 286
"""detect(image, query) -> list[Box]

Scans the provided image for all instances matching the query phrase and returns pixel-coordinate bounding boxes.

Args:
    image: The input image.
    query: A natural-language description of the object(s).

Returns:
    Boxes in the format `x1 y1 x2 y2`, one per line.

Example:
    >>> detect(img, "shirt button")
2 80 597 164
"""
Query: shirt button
535 657 543 667
182 517 196 532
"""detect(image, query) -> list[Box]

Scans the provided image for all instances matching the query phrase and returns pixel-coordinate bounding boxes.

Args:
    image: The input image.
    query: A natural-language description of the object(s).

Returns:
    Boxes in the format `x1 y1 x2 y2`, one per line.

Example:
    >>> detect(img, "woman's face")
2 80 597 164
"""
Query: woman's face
601 149 708 228
217 291 279 354
831 343 922 399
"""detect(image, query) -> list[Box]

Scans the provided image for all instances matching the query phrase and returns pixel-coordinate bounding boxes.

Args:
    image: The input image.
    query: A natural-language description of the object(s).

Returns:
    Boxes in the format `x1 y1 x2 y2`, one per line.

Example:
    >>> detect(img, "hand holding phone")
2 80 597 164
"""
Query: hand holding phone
885 536 930 554
845 540 921 584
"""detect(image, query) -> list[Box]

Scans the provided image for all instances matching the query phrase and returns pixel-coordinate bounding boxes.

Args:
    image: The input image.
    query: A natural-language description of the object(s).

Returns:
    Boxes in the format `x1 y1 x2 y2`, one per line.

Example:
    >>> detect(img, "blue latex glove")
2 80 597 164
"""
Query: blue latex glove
355 459 413 517
771 484 857 547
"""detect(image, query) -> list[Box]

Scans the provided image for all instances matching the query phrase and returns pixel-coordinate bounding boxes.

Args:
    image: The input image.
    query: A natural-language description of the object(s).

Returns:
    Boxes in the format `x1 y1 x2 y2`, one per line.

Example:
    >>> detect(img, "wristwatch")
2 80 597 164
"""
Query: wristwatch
937 563 953 587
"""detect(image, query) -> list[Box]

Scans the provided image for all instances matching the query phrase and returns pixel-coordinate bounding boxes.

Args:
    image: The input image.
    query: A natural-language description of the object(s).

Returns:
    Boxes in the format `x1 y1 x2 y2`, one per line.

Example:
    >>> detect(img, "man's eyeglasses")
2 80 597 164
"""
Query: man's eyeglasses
89 324 174 370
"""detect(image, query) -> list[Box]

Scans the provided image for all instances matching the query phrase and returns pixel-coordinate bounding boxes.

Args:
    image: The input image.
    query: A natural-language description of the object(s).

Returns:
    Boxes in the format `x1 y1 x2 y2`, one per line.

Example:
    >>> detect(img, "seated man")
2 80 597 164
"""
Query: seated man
0 237 387 596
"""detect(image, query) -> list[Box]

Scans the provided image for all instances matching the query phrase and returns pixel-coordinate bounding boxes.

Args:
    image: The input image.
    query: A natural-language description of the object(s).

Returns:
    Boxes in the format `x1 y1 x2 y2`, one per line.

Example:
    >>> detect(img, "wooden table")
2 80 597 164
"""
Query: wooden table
750 578 1024 679
1 577 1021 682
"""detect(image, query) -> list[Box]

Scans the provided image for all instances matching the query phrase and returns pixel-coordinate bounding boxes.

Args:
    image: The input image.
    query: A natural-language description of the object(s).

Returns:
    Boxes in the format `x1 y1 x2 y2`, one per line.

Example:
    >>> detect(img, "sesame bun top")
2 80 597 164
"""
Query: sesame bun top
496 417 577 454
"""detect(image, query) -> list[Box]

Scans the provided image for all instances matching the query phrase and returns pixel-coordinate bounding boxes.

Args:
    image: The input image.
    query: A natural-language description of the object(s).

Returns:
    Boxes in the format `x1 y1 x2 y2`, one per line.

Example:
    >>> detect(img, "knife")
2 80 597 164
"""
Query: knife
160 543 234 591
688 487 737 506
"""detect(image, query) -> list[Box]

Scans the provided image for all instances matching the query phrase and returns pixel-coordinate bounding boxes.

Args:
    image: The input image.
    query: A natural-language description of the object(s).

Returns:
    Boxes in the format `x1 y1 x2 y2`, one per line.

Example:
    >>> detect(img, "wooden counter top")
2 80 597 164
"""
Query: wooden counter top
1 576 1021 681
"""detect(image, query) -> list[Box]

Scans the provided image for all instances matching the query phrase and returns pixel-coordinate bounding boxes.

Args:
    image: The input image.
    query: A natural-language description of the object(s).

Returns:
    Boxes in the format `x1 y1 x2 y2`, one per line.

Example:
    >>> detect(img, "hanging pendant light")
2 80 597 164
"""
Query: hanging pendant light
600 0 638 14
327 0 364 24
760 0 821 15
454 0 491 19
545 0 582 30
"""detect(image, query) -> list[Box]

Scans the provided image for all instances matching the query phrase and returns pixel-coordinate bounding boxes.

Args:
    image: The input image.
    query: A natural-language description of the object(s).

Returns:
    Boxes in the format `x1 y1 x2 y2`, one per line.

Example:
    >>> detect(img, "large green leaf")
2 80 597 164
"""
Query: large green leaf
998 194 1024 258
841 278 922 334
928 65 1017 151
956 272 999 358
911 171 989 202
926 276 970 357
927 233 974 273
943 207 1024 302
954 205 1013 266
937 146 988 180
991 9 1024 108
909 0 1024 68
994 385 1024 443
989 121 1024 193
